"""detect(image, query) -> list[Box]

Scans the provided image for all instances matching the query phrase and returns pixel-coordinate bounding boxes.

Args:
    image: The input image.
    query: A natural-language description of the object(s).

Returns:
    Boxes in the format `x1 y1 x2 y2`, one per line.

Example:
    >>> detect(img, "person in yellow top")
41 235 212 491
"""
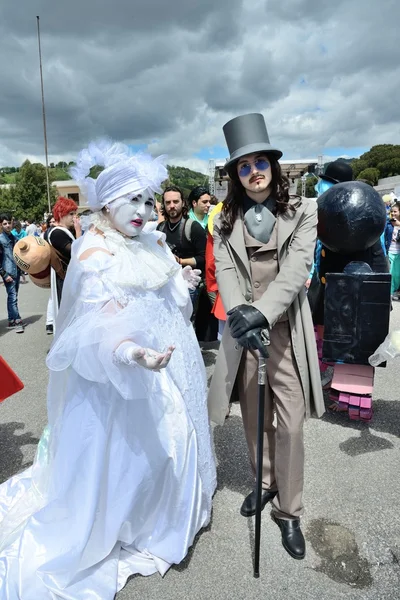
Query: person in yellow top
205 202 226 339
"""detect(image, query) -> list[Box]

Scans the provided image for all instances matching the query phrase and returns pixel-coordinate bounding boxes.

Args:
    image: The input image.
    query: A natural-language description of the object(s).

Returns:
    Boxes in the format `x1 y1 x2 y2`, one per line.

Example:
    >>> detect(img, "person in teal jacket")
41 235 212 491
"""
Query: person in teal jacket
11 220 27 241
188 186 211 229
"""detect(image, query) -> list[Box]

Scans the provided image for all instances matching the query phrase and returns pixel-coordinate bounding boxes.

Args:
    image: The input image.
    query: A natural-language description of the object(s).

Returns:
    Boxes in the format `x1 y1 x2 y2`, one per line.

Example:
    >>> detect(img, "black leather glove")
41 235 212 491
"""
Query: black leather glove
236 328 270 358
227 304 268 339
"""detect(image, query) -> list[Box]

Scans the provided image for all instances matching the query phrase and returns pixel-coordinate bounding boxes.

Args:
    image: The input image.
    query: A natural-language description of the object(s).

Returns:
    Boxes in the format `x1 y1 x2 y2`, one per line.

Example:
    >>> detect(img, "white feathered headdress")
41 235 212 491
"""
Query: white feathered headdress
69 139 168 211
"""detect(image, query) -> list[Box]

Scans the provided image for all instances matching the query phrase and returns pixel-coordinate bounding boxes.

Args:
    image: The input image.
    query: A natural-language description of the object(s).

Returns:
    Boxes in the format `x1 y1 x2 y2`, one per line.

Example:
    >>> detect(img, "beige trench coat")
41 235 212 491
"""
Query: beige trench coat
207 197 325 425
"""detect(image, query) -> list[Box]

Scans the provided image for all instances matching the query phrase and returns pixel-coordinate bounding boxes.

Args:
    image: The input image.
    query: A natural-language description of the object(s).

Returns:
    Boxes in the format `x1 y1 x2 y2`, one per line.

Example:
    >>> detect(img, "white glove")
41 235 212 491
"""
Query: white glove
114 341 175 371
182 266 202 290
369 330 400 367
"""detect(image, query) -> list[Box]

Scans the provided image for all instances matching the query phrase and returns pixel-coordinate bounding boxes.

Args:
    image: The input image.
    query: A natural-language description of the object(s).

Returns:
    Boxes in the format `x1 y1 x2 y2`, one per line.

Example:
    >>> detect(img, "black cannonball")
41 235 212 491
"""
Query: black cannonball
317 181 386 254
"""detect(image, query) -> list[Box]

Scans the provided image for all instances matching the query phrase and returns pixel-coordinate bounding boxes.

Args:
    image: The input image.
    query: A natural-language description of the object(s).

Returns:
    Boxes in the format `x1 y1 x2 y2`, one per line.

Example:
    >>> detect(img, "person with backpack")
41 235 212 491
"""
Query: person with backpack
157 185 206 306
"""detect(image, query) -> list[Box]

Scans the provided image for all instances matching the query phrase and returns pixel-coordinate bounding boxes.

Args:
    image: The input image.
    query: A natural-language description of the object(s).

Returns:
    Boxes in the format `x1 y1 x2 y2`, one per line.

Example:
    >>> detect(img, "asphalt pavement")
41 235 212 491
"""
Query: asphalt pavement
0 280 399 599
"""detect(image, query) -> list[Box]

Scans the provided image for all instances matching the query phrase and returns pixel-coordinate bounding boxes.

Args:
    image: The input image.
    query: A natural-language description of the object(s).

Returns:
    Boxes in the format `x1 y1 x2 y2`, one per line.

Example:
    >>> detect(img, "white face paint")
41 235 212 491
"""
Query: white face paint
107 190 155 237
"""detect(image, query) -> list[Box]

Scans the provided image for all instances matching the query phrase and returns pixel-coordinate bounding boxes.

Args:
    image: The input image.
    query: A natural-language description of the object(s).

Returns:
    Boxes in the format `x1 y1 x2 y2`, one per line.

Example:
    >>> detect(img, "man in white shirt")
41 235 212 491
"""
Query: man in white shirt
25 219 38 236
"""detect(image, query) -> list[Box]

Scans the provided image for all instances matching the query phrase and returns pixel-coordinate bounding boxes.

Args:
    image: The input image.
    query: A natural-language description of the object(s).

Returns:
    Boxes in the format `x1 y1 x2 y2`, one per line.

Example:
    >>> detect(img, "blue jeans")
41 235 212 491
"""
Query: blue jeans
4 273 21 322
189 287 200 306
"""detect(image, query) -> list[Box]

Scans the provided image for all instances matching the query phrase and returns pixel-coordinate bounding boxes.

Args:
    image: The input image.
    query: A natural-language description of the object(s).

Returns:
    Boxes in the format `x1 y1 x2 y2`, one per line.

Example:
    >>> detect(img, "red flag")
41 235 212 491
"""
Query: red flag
0 356 24 402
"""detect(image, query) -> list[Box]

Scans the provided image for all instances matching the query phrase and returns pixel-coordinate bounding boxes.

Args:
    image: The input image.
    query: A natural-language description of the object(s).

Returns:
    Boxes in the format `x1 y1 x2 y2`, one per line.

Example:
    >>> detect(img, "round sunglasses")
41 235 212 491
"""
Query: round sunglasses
238 158 270 178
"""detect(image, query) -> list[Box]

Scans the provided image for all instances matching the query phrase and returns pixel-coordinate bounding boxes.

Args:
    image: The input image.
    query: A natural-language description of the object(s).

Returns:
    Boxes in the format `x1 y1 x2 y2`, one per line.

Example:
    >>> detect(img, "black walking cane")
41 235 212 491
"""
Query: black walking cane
254 330 269 578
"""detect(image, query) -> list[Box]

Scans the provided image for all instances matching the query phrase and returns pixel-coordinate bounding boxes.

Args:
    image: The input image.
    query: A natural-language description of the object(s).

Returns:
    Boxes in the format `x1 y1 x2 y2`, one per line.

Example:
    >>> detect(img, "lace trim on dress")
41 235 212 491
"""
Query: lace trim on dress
89 213 180 291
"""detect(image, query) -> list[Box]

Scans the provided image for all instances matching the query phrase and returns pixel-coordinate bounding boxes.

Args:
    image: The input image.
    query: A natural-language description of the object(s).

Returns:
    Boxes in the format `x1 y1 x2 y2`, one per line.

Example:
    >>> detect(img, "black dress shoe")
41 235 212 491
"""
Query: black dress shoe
272 514 305 559
240 488 277 517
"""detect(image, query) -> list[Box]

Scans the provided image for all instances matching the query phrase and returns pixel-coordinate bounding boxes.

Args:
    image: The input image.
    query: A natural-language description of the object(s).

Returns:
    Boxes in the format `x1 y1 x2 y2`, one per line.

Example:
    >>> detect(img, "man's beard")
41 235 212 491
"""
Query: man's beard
167 209 182 219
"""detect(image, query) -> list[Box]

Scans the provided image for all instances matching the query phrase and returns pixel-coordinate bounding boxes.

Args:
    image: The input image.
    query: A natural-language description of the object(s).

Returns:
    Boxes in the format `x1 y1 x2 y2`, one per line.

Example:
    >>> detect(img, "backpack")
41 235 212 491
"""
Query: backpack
158 218 194 245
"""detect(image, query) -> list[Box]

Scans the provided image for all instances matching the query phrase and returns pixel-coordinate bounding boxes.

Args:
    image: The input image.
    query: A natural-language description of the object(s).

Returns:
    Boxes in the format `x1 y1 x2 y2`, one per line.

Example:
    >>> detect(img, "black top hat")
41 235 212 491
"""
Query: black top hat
320 159 353 184
223 113 283 174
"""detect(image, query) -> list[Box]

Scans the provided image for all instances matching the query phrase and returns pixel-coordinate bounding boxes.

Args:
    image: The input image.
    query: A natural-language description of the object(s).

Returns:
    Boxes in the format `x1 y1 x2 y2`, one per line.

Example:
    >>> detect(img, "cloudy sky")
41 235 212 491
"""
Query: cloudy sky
1 0 399 173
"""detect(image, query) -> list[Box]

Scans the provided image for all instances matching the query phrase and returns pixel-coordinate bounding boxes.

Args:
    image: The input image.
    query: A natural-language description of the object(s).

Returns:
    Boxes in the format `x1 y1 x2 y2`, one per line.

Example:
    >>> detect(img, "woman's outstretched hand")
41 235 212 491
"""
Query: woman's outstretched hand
130 345 175 371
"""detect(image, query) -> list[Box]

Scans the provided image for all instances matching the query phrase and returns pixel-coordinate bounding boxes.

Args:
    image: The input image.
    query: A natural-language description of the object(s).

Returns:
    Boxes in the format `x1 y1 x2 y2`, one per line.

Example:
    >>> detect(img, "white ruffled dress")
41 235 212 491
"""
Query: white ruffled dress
0 224 216 599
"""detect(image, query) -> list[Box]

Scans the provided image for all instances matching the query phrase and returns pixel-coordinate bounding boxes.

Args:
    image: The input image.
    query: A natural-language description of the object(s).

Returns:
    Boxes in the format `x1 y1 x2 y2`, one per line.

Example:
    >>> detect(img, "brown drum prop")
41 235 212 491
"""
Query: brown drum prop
13 236 52 288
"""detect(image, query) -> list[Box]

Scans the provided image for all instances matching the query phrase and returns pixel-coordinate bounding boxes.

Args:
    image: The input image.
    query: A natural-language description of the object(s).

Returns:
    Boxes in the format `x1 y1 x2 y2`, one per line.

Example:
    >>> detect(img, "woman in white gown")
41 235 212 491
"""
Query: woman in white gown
0 141 216 599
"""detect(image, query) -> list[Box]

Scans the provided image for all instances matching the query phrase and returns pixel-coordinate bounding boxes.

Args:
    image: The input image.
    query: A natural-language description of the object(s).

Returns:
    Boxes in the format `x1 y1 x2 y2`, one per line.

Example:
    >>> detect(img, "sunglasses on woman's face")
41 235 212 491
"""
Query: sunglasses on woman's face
238 158 270 178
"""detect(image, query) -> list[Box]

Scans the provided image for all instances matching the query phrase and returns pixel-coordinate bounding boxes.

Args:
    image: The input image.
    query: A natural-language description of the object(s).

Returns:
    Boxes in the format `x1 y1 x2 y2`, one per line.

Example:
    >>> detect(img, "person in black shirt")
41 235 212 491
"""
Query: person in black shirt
157 186 206 274
42 214 57 334
157 186 217 339
48 197 82 315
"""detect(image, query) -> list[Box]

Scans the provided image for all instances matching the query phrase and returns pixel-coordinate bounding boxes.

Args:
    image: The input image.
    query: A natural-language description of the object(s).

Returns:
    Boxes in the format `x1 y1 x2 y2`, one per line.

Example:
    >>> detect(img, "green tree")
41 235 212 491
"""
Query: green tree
357 167 380 186
12 160 57 221
351 159 369 178
351 145 400 180
3 173 17 184
48 167 71 182
377 158 400 178
0 188 18 215
165 165 208 198
296 176 317 198
89 165 104 179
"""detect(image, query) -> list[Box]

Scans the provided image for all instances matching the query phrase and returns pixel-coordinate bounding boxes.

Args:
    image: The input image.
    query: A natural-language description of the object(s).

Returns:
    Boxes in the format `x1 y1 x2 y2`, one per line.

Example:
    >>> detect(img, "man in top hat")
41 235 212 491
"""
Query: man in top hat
208 113 324 560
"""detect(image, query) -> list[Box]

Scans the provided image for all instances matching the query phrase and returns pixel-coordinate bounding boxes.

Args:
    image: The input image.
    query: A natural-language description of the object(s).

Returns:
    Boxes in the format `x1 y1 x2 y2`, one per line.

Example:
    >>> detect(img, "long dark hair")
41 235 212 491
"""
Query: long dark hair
220 155 295 236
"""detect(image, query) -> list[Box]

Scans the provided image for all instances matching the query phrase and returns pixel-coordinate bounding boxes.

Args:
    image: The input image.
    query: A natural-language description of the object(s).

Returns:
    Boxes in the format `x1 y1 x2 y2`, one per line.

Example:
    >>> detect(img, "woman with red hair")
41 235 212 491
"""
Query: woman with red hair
48 197 82 322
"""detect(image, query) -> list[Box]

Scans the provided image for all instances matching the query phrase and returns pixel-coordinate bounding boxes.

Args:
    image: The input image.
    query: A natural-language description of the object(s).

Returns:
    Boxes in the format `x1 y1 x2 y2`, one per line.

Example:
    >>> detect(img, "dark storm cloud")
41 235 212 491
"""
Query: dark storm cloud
0 0 399 168
0 0 230 37
0 0 241 163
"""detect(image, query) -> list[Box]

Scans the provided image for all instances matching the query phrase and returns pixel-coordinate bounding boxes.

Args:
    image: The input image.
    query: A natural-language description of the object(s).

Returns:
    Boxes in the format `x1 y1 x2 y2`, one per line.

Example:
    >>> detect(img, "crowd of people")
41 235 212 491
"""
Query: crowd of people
0 114 397 597
0 186 225 340
2 164 398 343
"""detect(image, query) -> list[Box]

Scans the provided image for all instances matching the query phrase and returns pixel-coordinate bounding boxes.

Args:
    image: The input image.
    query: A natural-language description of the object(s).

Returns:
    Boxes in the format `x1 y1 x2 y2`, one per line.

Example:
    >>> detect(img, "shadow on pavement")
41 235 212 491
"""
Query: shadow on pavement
22 314 43 328
0 314 42 337
124 520 213 585
322 398 400 439
0 319 11 338
0 422 40 482
172 518 213 573
339 428 394 456
213 414 253 494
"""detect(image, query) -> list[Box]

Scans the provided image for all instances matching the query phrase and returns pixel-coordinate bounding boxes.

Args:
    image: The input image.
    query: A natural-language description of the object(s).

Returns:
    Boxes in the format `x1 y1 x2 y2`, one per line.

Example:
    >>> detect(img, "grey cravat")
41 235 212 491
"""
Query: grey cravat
244 200 276 244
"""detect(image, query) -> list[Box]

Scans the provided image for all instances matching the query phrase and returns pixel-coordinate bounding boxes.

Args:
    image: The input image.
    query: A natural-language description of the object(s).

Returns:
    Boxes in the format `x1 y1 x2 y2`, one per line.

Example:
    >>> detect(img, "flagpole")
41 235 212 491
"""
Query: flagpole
36 15 52 212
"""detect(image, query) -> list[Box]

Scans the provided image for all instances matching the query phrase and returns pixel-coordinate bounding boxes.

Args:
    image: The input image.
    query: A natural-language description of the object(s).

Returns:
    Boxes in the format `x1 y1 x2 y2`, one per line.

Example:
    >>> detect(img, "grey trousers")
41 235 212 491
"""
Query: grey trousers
237 320 305 519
